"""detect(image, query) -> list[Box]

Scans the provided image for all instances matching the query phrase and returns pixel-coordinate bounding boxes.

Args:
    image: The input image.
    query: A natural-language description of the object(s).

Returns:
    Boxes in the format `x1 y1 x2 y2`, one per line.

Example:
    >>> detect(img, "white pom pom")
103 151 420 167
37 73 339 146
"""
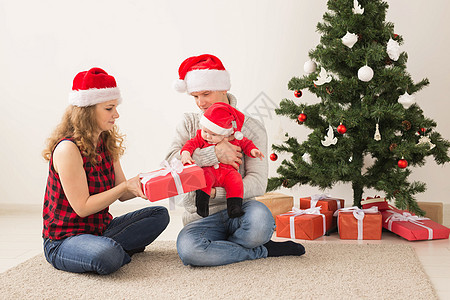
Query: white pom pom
234 131 244 140
173 79 187 93
303 60 317 74
358 65 374 82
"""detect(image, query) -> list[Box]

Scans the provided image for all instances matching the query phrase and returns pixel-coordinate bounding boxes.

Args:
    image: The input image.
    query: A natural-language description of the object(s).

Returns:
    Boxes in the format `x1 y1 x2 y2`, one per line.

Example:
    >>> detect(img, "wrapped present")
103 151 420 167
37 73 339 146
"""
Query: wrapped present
255 192 293 221
334 206 382 240
361 196 392 211
382 210 450 241
140 159 206 202
300 194 344 213
276 207 333 240
415 202 443 225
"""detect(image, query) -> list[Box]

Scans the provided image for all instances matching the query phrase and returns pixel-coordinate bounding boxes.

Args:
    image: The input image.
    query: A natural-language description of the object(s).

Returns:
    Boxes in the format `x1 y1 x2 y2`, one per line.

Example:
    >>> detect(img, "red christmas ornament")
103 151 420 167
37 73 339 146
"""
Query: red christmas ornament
393 34 399 39
337 123 347 134
297 113 307 123
398 158 408 169
294 90 302 98
270 153 278 161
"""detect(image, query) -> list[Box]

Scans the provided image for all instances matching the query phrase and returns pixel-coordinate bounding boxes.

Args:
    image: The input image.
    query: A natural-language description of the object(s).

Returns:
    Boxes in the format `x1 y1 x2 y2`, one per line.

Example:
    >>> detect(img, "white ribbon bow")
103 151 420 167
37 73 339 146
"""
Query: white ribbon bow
334 206 379 240
385 210 433 240
140 158 197 209
281 207 326 239
310 193 342 209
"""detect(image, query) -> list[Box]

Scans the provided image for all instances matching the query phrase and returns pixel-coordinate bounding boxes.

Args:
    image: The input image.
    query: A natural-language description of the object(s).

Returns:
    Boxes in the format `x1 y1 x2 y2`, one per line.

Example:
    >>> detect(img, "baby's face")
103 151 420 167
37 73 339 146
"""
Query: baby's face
201 127 226 144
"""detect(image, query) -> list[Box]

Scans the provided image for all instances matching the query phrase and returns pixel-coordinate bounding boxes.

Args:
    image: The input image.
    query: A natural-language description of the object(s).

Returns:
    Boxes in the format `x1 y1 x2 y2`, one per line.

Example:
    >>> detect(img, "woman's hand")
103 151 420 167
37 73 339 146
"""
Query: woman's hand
126 175 147 200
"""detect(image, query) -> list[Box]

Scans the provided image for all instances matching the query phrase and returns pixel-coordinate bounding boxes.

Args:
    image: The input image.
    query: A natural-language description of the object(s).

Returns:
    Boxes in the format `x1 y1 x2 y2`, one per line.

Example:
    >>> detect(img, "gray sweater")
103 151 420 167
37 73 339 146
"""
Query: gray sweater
165 93 268 225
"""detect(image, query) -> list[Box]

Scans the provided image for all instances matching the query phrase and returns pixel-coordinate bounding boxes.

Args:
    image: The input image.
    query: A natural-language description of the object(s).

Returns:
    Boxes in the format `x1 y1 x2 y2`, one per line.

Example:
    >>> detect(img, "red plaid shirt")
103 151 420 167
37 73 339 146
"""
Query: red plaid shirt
42 138 114 240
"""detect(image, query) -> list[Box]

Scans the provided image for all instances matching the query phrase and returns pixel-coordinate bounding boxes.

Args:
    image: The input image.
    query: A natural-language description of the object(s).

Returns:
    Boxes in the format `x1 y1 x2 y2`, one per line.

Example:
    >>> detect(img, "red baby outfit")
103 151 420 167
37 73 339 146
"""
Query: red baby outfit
181 129 258 199
42 138 114 240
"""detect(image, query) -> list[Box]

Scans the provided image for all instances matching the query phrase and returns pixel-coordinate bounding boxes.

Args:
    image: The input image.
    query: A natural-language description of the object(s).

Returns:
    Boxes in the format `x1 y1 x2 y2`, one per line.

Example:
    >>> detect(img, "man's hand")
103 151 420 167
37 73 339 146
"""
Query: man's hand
215 138 242 170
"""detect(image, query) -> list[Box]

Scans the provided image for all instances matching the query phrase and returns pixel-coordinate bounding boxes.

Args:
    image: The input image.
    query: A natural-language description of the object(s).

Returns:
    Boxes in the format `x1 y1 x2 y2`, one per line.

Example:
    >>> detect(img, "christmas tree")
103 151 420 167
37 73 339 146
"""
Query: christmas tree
267 0 450 215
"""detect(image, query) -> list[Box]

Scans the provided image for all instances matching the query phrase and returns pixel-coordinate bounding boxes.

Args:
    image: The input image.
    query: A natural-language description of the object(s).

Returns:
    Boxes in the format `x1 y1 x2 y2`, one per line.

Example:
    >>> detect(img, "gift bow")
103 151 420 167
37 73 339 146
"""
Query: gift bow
310 193 342 209
385 210 433 240
140 158 196 196
281 207 326 239
334 206 379 240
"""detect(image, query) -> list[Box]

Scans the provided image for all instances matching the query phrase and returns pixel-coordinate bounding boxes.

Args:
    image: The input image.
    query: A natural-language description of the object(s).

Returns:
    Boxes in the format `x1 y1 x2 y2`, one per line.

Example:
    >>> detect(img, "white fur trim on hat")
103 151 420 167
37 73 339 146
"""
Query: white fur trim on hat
200 114 233 136
69 87 122 107
184 69 231 94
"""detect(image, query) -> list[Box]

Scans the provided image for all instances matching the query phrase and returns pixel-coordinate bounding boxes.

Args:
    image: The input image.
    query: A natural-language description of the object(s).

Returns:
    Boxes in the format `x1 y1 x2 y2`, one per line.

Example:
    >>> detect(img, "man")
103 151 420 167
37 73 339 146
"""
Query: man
166 54 305 266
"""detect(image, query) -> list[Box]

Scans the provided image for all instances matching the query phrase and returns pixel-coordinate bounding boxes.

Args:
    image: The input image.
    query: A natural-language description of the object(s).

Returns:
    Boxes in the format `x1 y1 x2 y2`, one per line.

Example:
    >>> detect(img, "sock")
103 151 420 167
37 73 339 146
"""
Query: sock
227 197 245 218
196 190 210 217
264 240 306 257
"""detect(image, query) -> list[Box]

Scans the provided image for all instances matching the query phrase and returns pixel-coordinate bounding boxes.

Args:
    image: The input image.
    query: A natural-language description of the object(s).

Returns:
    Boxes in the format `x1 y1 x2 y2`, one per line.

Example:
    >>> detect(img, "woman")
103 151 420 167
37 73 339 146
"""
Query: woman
42 67 169 274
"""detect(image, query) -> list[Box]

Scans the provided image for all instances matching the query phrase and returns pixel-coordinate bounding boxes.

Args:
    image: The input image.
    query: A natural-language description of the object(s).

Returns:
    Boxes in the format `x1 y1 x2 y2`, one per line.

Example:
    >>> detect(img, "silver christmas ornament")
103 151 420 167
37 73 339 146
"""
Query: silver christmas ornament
304 60 317 74
358 65 374 82
321 125 338 147
342 31 358 48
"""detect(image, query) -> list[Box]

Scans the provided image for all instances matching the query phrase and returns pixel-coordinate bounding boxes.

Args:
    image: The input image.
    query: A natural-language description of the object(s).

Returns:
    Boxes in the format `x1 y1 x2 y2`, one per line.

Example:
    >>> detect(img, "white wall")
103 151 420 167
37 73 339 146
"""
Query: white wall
0 0 448 208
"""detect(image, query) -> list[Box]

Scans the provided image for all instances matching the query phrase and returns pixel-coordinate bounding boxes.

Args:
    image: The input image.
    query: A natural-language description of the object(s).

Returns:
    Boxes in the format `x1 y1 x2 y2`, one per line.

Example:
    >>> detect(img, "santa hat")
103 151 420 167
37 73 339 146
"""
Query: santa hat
199 102 245 140
173 54 231 94
69 67 122 107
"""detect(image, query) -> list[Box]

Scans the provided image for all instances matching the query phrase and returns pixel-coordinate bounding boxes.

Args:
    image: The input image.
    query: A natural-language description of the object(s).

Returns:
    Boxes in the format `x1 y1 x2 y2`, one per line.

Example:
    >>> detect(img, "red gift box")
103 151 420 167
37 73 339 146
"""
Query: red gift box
361 196 392 211
140 160 206 202
276 207 333 240
335 207 382 240
300 194 345 213
382 209 450 241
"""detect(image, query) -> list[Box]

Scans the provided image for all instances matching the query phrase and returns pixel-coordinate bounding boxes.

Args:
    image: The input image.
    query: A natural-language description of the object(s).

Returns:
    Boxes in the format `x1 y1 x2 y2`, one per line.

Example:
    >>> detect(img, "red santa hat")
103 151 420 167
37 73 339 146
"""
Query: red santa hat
173 54 231 94
199 102 245 140
69 67 122 107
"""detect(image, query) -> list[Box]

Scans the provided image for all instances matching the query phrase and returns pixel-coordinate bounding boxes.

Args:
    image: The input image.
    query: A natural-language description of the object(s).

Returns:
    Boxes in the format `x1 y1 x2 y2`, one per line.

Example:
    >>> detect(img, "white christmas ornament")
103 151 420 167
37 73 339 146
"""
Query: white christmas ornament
358 65 374 82
374 123 381 141
398 92 415 109
352 0 364 14
342 31 358 48
321 125 338 147
314 68 332 86
418 136 436 149
302 153 312 164
387 38 400 61
304 60 317 74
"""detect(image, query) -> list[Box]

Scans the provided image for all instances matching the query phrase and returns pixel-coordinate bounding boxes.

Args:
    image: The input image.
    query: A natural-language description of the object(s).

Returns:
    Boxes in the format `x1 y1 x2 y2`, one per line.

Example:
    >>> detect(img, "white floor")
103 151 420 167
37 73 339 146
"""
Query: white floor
1 201 449 299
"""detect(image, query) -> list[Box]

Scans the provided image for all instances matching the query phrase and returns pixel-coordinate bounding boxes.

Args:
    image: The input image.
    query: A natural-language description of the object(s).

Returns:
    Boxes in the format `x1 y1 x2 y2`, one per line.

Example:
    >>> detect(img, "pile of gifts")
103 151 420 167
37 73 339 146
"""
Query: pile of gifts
137 160 449 242
276 194 450 241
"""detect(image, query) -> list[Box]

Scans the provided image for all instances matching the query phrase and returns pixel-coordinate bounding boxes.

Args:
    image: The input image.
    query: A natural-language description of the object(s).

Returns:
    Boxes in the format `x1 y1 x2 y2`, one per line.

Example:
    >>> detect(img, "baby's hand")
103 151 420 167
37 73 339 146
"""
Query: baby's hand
181 151 195 165
251 149 264 160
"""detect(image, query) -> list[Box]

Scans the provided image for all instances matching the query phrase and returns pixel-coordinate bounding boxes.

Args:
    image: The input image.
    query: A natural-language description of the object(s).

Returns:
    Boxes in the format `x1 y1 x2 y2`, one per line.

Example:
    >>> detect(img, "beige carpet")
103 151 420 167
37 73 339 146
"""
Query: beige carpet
0 241 437 299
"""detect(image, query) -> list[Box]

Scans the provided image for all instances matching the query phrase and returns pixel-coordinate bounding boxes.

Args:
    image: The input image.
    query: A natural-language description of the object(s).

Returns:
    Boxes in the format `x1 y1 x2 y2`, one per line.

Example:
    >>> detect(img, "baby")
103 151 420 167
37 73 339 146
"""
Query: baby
180 102 264 218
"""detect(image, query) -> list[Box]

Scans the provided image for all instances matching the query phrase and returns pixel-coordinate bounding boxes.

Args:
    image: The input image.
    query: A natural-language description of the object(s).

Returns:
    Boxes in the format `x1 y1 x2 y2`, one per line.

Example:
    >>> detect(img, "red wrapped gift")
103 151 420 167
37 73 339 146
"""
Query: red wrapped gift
140 159 206 202
361 196 392 211
300 194 345 212
382 210 450 241
276 207 333 240
335 207 382 240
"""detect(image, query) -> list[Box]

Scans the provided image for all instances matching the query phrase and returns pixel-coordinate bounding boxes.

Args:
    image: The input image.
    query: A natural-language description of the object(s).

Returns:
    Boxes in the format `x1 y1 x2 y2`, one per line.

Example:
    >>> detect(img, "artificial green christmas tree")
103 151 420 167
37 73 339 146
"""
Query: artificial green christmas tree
267 0 450 215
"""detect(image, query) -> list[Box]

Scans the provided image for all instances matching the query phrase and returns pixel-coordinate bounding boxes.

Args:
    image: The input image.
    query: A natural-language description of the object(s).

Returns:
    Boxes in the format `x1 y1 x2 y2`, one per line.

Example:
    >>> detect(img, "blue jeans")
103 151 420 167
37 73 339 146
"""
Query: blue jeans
177 200 275 266
43 206 169 275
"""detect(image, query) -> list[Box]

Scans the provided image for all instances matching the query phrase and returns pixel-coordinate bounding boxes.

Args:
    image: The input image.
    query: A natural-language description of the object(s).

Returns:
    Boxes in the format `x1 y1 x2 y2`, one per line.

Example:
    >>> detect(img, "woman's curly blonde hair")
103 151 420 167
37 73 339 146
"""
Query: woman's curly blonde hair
42 105 125 164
